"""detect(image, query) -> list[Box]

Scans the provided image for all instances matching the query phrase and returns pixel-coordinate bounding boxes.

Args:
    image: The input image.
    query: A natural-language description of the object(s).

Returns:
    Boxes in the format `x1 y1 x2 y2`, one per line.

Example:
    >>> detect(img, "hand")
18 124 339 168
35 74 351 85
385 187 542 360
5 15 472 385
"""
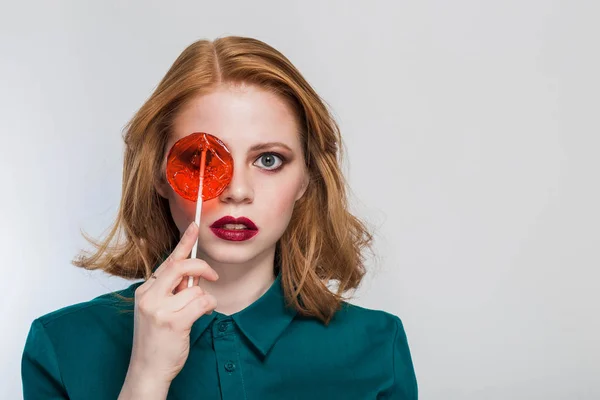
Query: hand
125 222 219 389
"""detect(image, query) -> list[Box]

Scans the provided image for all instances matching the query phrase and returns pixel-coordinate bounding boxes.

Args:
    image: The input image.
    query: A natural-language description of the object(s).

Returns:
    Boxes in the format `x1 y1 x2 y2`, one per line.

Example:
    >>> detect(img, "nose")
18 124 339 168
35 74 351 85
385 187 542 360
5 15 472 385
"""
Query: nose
218 163 254 204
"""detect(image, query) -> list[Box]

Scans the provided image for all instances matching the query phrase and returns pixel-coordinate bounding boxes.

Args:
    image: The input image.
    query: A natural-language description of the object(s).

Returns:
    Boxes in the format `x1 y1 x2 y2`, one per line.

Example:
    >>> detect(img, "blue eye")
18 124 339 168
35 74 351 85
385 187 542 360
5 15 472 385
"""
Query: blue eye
254 153 284 171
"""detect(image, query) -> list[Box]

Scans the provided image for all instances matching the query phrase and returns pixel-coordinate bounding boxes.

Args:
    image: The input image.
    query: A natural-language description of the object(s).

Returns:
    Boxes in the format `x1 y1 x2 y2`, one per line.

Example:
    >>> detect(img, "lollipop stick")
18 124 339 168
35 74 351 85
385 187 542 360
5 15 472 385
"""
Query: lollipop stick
188 147 207 288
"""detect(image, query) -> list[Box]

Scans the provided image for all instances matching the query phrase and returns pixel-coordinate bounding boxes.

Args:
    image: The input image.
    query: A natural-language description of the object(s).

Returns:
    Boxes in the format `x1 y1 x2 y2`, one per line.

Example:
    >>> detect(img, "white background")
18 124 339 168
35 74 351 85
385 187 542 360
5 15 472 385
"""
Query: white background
1 1 599 399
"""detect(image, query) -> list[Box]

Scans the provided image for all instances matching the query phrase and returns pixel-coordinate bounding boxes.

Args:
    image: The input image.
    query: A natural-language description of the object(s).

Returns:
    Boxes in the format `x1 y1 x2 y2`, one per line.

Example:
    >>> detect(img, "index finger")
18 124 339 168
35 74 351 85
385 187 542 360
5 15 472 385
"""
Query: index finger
152 222 198 279
171 221 198 261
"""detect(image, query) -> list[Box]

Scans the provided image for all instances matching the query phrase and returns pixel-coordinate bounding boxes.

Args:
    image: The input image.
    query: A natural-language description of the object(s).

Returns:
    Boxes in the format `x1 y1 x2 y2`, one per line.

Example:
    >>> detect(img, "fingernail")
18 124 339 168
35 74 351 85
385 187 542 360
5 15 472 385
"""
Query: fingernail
186 222 196 235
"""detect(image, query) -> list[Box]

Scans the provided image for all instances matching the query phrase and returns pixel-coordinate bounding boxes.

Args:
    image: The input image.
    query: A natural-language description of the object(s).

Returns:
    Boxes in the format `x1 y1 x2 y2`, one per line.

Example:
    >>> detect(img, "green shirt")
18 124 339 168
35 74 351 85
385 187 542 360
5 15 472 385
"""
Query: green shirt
22 272 417 399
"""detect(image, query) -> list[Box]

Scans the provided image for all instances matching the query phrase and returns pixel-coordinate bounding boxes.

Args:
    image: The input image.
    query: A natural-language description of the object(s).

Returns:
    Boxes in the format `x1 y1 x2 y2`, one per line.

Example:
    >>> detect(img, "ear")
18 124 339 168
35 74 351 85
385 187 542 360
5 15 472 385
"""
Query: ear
295 171 309 201
154 176 170 199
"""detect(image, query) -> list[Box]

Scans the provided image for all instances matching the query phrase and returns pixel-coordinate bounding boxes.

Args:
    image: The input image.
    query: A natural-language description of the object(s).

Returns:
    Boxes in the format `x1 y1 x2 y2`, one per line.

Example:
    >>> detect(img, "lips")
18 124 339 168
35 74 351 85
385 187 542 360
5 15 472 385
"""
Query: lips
209 216 258 242
210 216 258 230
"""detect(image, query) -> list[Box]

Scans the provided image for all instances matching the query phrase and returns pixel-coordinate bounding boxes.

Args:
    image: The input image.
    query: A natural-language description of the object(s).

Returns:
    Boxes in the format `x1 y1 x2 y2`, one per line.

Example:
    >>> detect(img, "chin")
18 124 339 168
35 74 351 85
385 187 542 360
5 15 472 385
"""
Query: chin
199 243 269 266
196 227 282 264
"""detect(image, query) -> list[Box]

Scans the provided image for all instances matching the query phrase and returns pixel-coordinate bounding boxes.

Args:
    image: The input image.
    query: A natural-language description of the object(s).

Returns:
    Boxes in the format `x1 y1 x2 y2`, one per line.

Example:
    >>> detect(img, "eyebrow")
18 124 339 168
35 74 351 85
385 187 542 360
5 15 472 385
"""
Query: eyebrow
248 142 293 152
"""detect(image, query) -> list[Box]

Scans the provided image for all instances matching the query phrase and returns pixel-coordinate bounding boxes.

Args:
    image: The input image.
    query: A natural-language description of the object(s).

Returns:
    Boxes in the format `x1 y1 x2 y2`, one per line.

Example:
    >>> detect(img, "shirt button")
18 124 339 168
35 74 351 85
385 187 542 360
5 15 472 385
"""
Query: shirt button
218 321 228 332
224 361 236 372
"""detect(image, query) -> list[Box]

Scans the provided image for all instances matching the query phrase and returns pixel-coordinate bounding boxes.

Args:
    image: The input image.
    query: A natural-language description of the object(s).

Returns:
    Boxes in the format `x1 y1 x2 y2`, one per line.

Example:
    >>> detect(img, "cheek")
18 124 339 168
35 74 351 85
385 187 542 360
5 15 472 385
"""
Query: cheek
258 177 303 222
166 188 197 232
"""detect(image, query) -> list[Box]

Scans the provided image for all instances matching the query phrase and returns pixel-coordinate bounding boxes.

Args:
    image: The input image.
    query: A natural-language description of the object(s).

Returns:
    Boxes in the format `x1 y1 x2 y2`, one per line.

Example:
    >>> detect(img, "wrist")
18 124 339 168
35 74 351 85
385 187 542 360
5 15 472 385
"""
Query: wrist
119 366 171 400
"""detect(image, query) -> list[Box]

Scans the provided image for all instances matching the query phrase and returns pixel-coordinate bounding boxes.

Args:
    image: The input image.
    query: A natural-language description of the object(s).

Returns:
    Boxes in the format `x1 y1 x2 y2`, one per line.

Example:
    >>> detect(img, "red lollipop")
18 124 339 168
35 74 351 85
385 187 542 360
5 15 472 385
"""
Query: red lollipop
166 132 234 202
165 132 234 288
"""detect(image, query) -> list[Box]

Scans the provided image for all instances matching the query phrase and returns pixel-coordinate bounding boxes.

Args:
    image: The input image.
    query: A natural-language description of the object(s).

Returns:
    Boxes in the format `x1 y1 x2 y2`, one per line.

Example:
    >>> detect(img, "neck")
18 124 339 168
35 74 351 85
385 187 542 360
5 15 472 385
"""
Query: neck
196 248 277 316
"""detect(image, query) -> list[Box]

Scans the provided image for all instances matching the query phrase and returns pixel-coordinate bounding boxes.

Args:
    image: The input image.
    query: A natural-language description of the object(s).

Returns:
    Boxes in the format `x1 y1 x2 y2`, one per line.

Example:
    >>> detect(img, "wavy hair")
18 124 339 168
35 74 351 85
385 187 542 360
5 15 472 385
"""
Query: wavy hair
72 36 373 324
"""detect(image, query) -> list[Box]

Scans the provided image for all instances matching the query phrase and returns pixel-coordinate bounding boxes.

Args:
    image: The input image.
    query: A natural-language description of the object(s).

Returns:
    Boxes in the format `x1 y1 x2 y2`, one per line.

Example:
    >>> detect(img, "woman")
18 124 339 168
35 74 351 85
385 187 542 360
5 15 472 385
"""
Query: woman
21 36 418 399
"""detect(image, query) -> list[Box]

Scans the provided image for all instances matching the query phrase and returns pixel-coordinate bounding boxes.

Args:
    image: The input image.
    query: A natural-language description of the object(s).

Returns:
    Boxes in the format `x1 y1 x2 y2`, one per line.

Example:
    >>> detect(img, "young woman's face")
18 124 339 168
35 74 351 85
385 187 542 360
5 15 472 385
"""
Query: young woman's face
156 83 308 266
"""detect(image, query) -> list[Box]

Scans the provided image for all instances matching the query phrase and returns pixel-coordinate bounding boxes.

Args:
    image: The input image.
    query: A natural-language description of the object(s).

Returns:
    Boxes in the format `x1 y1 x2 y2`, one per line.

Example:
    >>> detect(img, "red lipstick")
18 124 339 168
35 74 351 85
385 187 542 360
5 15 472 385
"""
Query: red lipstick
209 216 258 241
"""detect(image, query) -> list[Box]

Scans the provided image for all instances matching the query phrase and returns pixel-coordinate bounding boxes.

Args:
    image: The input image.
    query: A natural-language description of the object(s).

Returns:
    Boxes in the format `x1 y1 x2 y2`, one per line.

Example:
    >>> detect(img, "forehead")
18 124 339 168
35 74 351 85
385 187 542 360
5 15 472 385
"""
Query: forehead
170 83 301 151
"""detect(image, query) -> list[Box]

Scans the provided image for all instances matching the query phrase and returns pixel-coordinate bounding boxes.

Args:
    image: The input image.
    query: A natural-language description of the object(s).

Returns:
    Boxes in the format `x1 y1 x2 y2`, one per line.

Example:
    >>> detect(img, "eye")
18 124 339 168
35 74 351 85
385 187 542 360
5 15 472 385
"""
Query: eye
253 153 285 171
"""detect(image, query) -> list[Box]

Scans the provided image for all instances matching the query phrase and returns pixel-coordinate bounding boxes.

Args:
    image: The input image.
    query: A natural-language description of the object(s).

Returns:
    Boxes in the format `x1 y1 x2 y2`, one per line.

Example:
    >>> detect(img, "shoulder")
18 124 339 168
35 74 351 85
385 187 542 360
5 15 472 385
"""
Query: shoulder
296 300 410 355
22 282 143 399
38 280 142 322
24 281 142 365
331 302 414 372
333 300 406 333
27 281 142 352
332 302 418 398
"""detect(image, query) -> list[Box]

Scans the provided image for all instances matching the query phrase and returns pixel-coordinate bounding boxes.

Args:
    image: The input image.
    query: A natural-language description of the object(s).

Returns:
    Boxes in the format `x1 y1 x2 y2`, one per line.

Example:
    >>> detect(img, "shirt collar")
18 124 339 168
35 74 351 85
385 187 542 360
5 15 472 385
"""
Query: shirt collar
153 251 296 357
189 271 297 358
